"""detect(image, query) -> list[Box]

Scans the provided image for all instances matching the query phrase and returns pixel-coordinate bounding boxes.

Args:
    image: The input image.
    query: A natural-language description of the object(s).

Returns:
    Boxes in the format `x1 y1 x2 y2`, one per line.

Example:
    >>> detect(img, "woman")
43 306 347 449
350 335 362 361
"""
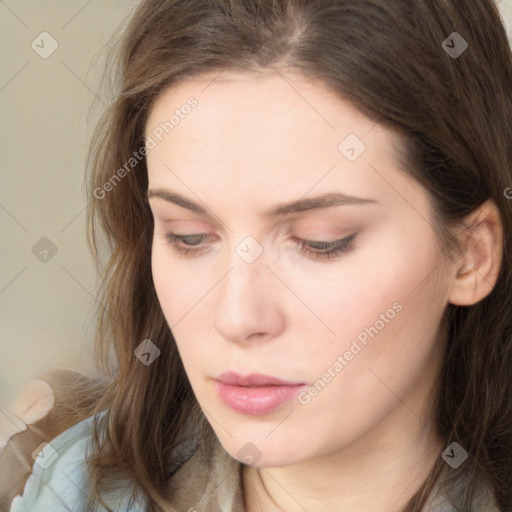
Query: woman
2 0 511 510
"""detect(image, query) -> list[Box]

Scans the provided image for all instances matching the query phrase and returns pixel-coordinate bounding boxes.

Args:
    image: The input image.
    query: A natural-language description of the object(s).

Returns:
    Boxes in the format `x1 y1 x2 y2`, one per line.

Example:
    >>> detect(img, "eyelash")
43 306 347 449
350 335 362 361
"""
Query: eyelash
160 232 357 261
292 234 356 260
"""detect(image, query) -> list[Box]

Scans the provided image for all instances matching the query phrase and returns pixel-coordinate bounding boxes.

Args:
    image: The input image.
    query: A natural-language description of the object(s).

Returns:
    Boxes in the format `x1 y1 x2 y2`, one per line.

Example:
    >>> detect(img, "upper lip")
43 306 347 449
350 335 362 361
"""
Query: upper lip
215 371 305 387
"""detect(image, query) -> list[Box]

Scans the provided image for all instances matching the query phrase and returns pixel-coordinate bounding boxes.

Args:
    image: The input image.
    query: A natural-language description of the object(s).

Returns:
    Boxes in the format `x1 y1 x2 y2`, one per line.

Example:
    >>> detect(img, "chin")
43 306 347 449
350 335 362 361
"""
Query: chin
215 433 309 468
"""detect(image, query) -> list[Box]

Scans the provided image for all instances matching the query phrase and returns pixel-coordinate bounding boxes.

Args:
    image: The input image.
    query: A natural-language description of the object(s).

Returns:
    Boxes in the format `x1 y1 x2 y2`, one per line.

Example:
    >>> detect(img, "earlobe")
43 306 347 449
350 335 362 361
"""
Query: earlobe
448 200 504 306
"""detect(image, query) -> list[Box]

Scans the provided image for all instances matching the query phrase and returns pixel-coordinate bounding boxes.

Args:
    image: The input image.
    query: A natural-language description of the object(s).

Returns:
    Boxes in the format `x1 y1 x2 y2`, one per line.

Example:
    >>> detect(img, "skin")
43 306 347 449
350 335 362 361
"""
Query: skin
145 70 503 511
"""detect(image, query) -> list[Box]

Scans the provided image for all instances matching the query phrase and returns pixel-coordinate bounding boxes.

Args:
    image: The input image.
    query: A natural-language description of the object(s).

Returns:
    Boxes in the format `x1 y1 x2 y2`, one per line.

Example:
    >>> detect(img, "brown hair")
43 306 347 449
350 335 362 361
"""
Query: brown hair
76 0 512 510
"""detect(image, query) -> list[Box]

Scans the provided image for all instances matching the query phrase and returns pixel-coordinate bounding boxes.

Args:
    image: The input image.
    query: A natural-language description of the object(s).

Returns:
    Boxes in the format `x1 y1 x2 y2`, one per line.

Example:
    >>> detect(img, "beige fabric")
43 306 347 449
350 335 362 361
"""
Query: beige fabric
166 434 244 512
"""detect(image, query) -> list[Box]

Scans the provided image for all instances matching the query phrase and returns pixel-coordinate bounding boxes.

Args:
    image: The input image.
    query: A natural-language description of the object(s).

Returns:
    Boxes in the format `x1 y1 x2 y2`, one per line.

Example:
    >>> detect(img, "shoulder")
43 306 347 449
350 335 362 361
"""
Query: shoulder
0 368 95 510
8 410 147 512
9 411 100 512
1 367 201 512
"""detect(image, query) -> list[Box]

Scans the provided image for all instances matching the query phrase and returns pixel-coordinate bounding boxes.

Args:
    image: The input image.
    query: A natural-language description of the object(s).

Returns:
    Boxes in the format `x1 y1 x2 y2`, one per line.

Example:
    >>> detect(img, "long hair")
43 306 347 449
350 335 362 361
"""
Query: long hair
73 0 512 510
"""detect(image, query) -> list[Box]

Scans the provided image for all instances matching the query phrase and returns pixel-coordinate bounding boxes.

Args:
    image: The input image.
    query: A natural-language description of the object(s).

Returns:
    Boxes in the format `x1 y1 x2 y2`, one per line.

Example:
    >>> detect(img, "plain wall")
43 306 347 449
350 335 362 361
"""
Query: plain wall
0 0 139 408
1 0 512 408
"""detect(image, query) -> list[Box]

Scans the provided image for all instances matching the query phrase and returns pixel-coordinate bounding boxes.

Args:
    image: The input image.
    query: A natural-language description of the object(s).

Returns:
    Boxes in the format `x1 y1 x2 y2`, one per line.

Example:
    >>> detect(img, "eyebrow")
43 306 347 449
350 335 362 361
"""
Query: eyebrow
147 189 381 217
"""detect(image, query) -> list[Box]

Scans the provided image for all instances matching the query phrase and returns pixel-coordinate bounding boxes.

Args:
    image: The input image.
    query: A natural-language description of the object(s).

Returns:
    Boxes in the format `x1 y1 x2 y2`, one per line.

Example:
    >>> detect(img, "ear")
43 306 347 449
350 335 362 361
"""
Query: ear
448 199 504 306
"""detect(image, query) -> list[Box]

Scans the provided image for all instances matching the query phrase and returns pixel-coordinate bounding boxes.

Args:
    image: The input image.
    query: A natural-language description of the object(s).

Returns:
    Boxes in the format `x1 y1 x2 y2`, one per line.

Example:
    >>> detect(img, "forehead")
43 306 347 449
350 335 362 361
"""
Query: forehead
144 71 412 213
146 70 396 149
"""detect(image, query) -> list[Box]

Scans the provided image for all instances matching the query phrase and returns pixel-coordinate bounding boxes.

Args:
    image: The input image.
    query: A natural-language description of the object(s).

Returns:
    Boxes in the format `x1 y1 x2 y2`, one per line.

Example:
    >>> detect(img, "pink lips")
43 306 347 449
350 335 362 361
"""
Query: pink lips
214 372 307 415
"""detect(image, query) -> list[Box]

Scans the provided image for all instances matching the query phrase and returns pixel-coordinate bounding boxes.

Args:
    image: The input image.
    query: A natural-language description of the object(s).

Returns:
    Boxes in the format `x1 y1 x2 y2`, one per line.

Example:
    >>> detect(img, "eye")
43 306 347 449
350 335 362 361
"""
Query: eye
293 233 357 261
158 232 357 260
159 232 215 256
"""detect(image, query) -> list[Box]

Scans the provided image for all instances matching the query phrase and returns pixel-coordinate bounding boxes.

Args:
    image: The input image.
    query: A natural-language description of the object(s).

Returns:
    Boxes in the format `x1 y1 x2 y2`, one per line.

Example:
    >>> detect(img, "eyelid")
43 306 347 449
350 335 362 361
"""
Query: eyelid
159 230 357 261
167 233 210 243
292 233 357 260
157 232 215 257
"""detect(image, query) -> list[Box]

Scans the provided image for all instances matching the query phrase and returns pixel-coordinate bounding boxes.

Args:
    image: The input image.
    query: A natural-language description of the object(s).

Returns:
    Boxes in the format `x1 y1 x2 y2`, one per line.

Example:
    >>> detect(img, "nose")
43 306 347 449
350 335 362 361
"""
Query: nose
213 255 286 344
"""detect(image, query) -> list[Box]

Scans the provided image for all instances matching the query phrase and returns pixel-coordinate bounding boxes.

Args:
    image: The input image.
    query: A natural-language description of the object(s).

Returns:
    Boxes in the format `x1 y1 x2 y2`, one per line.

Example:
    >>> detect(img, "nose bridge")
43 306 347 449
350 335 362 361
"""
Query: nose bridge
213 241 283 342
221 234 267 298
217 250 267 315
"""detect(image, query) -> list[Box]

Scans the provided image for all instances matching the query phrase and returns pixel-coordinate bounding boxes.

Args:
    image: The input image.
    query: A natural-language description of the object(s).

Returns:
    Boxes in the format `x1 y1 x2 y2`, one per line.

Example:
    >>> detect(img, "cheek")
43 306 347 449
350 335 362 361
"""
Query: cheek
151 245 200 358
332 229 441 332
151 243 208 323
151 243 220 376
280 240 447 453
307 235 446 399
289 226 447 380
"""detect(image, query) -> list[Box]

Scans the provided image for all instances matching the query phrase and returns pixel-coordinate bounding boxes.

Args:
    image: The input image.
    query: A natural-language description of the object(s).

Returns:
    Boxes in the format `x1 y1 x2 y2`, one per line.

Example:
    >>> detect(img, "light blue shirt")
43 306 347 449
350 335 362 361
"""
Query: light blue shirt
9 411 146 512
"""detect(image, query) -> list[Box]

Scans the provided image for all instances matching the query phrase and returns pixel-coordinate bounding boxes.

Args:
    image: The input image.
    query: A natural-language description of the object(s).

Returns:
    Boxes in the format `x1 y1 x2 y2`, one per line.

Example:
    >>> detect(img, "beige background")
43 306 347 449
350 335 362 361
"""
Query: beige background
1 0 512 408
0 0 139 409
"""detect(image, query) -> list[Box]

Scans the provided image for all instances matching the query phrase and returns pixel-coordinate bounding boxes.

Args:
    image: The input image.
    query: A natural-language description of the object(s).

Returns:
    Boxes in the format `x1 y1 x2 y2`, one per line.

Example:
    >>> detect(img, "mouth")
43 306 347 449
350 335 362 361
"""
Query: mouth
214 372 308 415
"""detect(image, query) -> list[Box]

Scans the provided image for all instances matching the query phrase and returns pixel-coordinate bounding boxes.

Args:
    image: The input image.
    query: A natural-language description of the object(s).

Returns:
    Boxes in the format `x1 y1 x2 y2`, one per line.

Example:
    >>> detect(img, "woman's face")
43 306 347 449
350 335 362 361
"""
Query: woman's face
146 71 453 467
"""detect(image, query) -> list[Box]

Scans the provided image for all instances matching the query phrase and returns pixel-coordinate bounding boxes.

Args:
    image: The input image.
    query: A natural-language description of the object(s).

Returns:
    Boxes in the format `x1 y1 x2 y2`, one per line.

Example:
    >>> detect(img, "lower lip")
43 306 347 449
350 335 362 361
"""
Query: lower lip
215 381 307 415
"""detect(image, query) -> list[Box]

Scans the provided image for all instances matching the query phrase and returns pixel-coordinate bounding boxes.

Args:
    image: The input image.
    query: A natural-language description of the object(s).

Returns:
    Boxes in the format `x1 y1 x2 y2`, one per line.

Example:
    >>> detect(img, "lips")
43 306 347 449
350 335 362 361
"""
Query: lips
214 372 307 415
216 371 305 387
